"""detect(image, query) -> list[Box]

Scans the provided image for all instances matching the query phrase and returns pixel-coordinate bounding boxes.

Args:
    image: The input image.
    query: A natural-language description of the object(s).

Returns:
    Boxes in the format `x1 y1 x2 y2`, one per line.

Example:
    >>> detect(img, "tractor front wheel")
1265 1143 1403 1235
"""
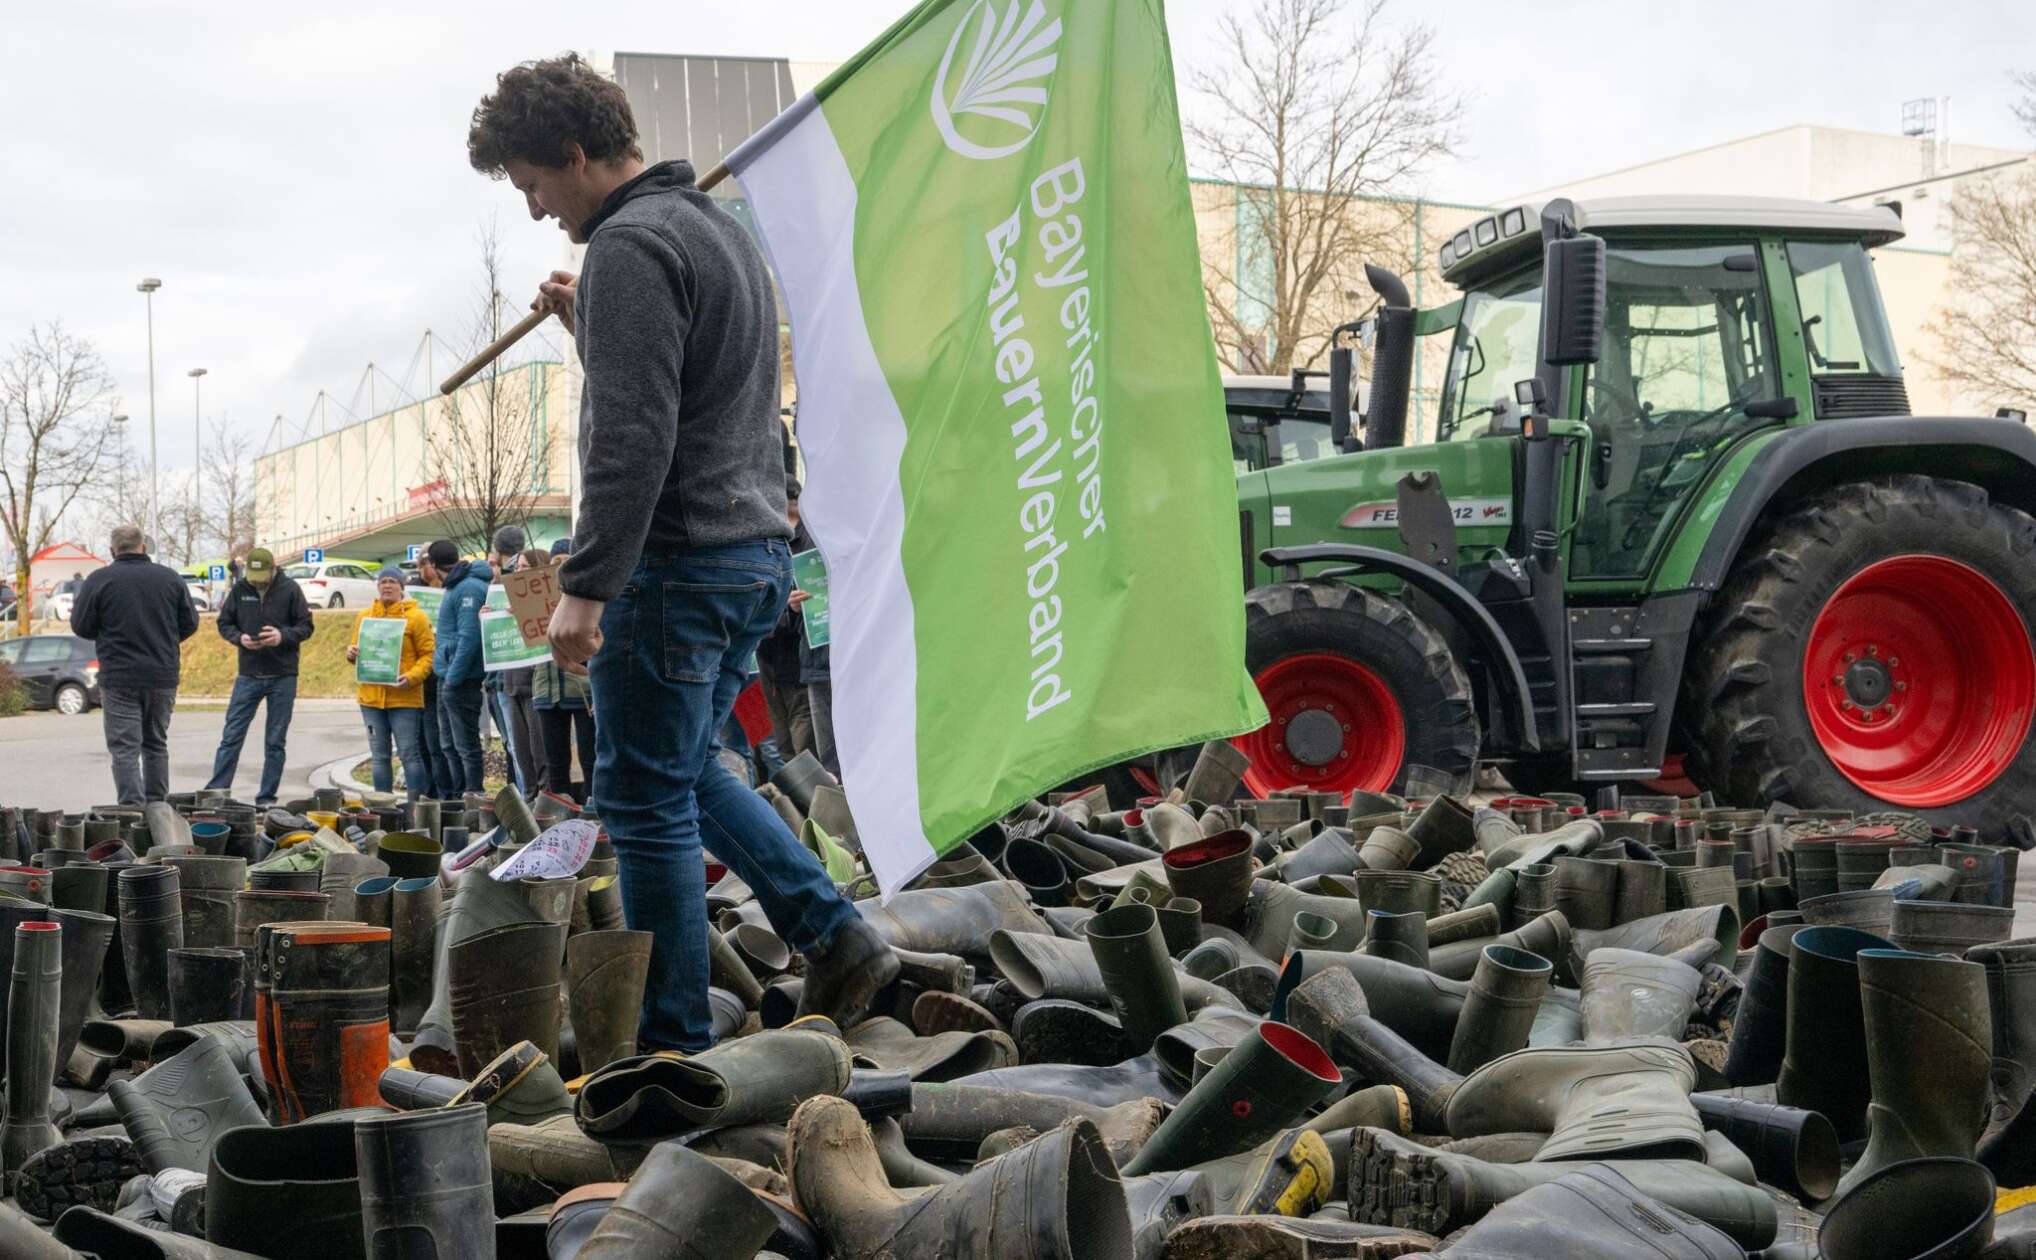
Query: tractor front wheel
1687 475 2036 842
1236 581 1480 799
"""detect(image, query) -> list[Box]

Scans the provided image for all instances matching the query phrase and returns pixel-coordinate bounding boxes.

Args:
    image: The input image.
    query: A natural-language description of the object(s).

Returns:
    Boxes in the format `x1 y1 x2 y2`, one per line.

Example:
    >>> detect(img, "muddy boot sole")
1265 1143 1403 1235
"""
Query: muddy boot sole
1160 1215 1438 1259
1348 1127 1468 1235
14 1135 143 1222
911 990 1005 1038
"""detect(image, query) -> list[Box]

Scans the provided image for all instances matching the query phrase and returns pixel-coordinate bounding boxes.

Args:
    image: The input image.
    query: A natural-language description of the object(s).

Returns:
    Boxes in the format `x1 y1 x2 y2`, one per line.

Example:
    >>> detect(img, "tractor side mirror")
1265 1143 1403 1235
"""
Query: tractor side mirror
1541 236 1606 366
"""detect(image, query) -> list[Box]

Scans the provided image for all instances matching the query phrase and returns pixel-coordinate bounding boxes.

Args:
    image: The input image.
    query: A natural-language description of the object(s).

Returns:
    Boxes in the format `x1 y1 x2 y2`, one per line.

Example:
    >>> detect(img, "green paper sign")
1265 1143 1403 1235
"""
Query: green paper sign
355 617 406 687
409 586 444 619
792 548 831 649
480 608 550 672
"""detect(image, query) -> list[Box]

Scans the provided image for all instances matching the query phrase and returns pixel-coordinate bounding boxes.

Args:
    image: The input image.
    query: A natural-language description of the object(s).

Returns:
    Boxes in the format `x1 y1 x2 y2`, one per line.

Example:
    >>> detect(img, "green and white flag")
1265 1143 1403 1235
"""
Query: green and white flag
729 0 1265 895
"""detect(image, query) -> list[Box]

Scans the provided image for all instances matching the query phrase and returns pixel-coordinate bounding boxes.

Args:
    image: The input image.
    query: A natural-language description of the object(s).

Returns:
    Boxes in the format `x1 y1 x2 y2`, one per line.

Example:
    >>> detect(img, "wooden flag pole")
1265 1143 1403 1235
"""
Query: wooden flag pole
438 160 733 394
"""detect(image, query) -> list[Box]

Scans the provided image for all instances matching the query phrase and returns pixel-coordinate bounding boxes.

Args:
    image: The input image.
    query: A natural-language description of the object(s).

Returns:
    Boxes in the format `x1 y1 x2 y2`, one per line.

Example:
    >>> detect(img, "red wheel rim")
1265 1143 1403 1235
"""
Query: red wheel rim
1235 653 1406 798
1802 555 2035 808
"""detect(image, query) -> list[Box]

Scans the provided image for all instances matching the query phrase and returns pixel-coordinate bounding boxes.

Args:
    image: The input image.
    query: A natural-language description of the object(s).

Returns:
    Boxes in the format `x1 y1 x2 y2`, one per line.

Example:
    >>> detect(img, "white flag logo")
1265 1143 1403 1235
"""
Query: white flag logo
931 0 1062 160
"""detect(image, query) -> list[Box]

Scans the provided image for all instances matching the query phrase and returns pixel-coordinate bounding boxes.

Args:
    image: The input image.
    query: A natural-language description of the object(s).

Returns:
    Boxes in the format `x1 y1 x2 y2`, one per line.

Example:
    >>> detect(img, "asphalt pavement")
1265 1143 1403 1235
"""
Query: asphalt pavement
0 698 367 812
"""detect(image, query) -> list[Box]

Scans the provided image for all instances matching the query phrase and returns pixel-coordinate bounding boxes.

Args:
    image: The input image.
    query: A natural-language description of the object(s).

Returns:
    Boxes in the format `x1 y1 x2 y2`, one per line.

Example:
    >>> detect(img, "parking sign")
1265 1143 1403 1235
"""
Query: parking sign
208 564 226 581
407 544 423 562
304 548 325 563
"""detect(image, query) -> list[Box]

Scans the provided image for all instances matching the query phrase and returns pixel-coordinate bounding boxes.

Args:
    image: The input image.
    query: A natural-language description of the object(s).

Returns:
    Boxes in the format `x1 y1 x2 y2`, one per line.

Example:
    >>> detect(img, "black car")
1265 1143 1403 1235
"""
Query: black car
0 634 100 714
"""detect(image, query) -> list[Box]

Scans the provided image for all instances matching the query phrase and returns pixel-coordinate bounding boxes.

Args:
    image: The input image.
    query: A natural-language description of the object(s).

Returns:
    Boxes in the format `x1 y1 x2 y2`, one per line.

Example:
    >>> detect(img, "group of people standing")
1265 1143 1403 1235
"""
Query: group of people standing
347 529 597 806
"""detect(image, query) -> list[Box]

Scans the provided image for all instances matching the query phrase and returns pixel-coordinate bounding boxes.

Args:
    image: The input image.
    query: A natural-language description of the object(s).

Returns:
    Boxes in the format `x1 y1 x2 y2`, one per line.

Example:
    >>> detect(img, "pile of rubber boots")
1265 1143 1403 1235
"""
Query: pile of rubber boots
3 742 2036 1259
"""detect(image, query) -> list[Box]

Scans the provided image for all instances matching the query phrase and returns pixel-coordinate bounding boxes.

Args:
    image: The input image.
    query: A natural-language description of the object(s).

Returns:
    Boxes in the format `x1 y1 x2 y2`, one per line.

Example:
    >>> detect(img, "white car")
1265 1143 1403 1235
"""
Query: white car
284 561 381 609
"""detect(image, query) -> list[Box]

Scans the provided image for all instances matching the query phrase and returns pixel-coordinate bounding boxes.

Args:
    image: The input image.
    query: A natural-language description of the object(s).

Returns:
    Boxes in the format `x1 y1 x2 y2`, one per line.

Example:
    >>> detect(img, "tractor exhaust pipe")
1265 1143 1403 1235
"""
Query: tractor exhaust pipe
1363 263 1415 451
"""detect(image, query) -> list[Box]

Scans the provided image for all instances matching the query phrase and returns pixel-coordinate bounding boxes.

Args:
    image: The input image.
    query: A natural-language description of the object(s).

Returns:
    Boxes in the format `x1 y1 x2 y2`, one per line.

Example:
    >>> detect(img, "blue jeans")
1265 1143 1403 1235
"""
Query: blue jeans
204 675 297 805
436 679 486 795
591 539 857 1051
420 682 459 801
360 706 429 795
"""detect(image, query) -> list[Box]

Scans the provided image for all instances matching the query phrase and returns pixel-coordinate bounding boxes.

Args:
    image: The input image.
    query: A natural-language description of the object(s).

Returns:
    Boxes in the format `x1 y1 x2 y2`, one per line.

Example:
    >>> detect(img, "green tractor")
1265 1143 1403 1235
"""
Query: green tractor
1232 195 2036 843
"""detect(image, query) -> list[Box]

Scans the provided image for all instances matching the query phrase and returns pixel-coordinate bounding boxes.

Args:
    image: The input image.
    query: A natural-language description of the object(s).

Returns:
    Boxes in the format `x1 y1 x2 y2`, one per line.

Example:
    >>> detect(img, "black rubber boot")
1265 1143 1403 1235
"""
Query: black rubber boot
1690 1092 1840 1202
1552 857 1621 931
109 1031 267 1175
1447 945 1552 1074
1281 965 1464 1134
1445 1039 1706 1163
448 919 567 1078
1359 909 1430 969
1426 910 1573 983
411 865 574 1075
50 907 112 1080
1723 922 1802 1087
564 929 652 1074
206 1118 364 1257
1818 1157 1996 1260
1407 796 1476 867
355 1103 494 1259
1974 939 2036 1187
10 1134 142 1225
1 922 62 1193
163 854 244 954
796 917 900 1029
1777 925 1892 1143
387 875 441 1036
789 1094 1129 1260
577 1026 853 1141
1349 1128 1770 1249
117 865 184 1021
575 1139 776 1259
1121 1020 1340 1175
446 1040 574 1127
770 751 838 816
1837 948 1993 1196
167 947 247 1027
1084 903 1186 1053
1286 950 1469 1062
1162 831 1256 928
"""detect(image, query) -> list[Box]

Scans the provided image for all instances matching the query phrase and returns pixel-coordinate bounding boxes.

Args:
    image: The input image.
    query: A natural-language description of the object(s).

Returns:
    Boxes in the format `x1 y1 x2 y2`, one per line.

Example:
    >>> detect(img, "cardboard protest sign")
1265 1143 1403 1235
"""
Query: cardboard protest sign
503 558 563 648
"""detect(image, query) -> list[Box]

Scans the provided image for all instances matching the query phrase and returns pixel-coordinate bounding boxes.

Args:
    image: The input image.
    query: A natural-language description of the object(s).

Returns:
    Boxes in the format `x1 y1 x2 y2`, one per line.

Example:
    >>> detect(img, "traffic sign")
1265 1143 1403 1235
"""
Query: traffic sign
304 548 325 563
407 544 423 562
208 565 226 581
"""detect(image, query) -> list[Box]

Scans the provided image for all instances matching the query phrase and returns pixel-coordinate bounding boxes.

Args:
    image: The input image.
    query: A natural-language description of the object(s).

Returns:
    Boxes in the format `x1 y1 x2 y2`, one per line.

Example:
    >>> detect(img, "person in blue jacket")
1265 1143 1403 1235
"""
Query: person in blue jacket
419 539 493 794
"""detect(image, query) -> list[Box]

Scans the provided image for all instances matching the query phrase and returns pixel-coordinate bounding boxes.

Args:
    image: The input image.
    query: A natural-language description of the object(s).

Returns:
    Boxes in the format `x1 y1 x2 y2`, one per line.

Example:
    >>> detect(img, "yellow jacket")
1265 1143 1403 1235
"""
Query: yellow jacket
353 598 435 710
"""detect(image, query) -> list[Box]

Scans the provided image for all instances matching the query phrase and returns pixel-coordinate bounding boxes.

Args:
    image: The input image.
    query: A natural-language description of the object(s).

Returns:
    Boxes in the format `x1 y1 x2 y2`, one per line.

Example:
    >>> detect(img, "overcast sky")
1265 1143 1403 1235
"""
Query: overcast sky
5 0 2030 477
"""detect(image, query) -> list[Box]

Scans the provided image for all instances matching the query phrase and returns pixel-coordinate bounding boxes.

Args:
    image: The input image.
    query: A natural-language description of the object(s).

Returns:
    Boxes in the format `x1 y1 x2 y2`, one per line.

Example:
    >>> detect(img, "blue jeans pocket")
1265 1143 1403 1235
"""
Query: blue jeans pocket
661 579 769 685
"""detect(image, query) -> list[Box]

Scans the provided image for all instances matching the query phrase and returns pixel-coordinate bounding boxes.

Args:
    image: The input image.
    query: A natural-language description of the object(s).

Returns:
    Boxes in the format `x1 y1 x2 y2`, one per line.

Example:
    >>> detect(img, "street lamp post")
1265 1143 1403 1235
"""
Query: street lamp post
136 278 162 546
187 368 208 566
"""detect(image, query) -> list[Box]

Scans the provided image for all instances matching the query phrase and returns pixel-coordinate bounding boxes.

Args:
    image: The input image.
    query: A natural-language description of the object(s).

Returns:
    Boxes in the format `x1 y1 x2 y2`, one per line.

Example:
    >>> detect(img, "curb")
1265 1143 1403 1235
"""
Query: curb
312 752 372 796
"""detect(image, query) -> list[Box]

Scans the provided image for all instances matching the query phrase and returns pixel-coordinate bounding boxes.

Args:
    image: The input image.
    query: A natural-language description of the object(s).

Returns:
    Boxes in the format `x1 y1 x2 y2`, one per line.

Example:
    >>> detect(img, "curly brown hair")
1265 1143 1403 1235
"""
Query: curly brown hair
468 53 642 175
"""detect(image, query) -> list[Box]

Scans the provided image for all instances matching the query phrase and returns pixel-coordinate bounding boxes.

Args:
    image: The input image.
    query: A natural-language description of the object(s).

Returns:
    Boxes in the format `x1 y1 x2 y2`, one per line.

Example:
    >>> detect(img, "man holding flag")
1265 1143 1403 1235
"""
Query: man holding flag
467 53 897 1053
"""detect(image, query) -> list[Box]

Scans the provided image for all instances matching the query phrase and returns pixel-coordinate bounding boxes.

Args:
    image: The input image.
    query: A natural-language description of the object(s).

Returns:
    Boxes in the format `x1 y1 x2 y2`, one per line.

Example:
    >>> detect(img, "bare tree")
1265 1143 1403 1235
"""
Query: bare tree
153 472 208 570
0 324 121 630
202 420 259 560
1187 0 1461 374
428 224 547 552
1925 71 2036 409
77 431 151 559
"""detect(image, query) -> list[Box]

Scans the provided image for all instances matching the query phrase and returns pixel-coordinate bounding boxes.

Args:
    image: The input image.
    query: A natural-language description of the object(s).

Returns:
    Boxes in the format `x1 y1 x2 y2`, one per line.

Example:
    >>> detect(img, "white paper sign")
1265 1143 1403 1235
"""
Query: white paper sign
489 819 599 882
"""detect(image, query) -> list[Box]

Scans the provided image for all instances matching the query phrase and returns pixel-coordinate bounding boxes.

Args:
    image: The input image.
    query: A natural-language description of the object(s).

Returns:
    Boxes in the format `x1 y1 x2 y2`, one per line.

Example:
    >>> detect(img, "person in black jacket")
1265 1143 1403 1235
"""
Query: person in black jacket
203 547 316 805
69 525 201 805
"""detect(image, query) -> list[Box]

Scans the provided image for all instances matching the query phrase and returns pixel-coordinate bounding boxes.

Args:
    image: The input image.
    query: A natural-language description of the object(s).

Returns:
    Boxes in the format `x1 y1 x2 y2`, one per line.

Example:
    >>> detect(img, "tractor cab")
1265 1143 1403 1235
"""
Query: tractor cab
1227 193 2036 829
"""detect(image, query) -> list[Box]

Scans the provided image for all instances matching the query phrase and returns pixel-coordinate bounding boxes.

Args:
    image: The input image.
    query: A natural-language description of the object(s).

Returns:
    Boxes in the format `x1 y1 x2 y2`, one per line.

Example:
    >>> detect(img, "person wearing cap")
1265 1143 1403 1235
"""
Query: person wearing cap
426 538 493 794
345 567 437 796
204 545 315 805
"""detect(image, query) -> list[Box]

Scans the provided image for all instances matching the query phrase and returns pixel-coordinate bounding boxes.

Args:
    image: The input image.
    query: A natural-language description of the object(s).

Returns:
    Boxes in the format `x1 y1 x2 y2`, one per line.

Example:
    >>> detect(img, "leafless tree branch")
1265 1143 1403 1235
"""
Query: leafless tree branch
0 323 121 629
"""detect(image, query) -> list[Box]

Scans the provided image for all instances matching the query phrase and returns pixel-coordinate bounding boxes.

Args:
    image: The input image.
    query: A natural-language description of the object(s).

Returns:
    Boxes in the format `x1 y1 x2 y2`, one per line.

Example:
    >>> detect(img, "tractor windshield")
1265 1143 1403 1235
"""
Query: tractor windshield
1437 269 1543 442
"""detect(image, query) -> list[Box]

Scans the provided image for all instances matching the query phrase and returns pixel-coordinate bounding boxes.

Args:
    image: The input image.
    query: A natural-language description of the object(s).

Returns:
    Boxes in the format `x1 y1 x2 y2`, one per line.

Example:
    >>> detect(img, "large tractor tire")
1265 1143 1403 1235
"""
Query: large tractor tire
1687 475 2036 843
1235 581 1480 799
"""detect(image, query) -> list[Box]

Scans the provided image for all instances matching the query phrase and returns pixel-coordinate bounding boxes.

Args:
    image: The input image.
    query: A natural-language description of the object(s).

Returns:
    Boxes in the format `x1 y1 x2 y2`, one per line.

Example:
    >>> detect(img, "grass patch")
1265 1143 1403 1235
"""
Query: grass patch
181 609 365 699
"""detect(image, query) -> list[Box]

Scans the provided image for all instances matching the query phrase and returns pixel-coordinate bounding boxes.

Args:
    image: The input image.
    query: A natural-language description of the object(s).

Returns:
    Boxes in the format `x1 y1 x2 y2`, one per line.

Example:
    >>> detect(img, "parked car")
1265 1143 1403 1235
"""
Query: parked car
283 560 380 609
44 577 86 622
0 634 99 714
181 573 219 613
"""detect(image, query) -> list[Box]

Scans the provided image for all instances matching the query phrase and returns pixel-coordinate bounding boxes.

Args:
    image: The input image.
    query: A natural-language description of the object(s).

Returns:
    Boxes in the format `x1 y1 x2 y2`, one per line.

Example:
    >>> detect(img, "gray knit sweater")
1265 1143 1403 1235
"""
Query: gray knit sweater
561 160 792 603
